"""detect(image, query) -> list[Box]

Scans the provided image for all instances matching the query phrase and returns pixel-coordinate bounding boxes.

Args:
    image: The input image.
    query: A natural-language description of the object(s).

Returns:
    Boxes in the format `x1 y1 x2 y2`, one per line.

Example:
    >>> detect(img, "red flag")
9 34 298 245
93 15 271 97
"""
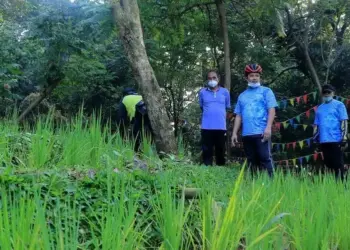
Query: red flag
286 143 290 149
285 160 289 166
313 106 318 113
306 110 311 118
313 153 318 161
303 95 308 103
320 152 324 160
296 96 301 104
292 142 296 150
275 122 281 131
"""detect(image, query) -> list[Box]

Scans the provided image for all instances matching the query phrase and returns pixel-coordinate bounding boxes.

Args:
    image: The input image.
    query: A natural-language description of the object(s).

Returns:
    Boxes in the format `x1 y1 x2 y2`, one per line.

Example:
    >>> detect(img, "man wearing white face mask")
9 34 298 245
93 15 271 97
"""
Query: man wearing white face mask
313 84 348 182
199 70 231 166
231 64 278 177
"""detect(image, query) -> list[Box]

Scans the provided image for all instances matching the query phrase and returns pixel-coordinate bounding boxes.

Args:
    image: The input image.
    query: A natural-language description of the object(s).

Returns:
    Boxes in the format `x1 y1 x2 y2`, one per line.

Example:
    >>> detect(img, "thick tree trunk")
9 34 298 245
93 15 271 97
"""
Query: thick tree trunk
112 0 177 154
215 0 231 92
303 47 322 95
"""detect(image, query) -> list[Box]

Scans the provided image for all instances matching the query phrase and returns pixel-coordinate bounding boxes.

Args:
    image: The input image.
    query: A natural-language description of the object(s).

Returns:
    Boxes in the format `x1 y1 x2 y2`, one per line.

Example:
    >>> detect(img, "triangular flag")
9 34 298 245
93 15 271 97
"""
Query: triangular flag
303 125 308 131
276 144 280 151
320 152 324 160
295 115 301 123
306 110 311 118
292 159 296 166
303 94 308 103
313 153 318 161
285 160 289 166
296 96 301 104
299 141 304 149
275 122 281 131
298 157 303 165
289 118 294 125
282 100 288 109
293 124 298 130
282 144 285 151
286 143 290 149
305 155 311 162
346 100 350 107
306 139 311 147
312 91 317 101
282 122 289 129
292 142 297 150
290 98 295 106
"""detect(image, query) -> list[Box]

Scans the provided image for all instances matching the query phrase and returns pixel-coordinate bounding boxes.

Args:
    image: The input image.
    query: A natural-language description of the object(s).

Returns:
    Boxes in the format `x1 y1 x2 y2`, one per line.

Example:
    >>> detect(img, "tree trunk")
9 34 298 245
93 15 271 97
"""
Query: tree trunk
18 79 60 122
303 46 322 96
112 0 177 154
215 0 231 160
215 0 231 92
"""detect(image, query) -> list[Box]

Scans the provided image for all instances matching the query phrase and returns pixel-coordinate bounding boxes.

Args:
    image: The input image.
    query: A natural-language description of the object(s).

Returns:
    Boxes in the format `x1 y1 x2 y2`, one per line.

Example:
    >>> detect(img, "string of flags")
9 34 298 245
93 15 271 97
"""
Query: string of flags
272 137 313 151
274 106 318 131
277 91 317 109
275 152 324 166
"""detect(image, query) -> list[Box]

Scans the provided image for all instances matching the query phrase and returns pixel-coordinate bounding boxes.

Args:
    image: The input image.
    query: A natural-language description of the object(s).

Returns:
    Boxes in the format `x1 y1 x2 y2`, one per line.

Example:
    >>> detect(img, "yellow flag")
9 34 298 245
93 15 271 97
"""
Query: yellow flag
292 159 296 166
303 125 308 131
283 122 289 129
299 141 304 149
290 99 295 106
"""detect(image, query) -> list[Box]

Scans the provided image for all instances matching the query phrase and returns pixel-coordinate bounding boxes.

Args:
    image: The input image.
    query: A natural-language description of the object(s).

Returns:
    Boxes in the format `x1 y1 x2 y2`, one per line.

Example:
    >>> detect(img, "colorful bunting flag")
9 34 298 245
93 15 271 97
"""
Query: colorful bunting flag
285 160 289 166
295 115 301 123
282 144 285 151
296 96 301 104
286 143 290 149
282 122 289 129
305 155 310 162
313 153 318 161
292 142 296 150
289 118 294 125
276 144 280 151
290 99 295 106
303 94 308 103
320 152 324 160
292 159 296 166
303 125 308 131
299 141 304 149
312 91 317 101
282 100 288 109
298 157 303 165
275 122 281 131
293 124 298 130
306 110 311 118
306 139 311 147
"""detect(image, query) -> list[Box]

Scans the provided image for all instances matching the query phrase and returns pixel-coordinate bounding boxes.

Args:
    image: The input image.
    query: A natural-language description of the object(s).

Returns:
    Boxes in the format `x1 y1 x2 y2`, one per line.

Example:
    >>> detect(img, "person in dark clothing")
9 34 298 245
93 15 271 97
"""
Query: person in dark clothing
231 64 278 177
199 70 231 166
313 84 348 182
116 87 153 152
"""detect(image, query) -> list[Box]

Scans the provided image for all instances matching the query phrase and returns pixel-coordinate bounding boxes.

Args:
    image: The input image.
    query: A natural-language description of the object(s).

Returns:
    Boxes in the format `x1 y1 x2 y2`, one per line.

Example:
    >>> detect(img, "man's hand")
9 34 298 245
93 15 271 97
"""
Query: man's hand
231 133 238 146
262 127 272 142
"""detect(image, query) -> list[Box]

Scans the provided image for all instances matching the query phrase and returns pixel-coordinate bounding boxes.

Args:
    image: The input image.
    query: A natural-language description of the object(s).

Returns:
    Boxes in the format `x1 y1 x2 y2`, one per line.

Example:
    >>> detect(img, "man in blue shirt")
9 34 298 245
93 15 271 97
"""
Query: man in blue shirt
313 84 348 182
199 70 231 166
231 64 278 177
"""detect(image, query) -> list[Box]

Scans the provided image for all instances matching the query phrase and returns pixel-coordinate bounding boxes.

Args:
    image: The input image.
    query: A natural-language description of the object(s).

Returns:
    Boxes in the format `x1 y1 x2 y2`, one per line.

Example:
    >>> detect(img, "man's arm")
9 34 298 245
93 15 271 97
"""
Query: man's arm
116 102 128 132
313 125 320 143
264 89 278 141
342 120 348 141
232 115 242 135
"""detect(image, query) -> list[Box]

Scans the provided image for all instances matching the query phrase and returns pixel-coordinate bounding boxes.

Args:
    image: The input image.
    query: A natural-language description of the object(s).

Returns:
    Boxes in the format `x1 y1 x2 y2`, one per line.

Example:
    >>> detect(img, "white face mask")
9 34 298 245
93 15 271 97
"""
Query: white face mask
208 80 218 88
248 82 261 88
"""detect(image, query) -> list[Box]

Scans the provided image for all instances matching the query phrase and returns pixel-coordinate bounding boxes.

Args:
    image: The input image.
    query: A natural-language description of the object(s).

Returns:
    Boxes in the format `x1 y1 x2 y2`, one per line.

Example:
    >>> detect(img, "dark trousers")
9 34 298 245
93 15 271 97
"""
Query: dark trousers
201 129 226 166
320 143 346 182
242 135 274 177
132 114 153 152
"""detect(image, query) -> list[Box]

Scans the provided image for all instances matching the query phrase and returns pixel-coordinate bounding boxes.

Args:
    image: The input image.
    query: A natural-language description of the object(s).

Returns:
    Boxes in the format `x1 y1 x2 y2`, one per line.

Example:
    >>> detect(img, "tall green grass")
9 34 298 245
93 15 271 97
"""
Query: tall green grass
0 113 350 249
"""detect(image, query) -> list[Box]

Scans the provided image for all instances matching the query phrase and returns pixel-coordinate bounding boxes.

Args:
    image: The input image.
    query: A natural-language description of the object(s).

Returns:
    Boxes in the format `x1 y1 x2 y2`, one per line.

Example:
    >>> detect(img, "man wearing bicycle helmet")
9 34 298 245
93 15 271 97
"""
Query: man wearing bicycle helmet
231 64 278 177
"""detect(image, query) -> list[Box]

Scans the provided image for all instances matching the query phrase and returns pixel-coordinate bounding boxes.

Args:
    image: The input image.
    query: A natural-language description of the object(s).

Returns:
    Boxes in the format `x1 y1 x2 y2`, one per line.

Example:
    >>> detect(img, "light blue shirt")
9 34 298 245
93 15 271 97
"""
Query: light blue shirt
199 87 231 130
314 99 348 143
234 86 278 136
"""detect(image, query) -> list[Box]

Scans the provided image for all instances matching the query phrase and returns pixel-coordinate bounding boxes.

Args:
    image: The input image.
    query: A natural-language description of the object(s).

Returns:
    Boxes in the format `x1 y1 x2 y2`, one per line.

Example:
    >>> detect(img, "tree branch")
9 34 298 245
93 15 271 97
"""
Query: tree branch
266 66 298 85
178 1 215 16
